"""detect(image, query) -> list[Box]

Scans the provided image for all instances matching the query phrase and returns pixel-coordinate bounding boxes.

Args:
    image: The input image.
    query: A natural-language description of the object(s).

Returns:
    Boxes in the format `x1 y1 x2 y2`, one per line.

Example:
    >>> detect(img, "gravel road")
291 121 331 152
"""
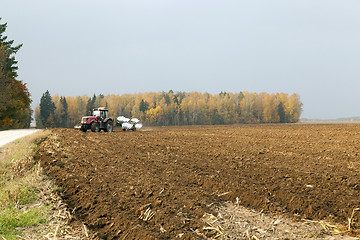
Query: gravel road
0 129 40 147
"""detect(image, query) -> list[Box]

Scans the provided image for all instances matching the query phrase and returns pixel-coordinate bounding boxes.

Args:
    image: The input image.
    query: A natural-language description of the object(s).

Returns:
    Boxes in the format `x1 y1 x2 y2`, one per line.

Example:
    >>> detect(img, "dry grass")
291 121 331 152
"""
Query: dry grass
0 130 51 239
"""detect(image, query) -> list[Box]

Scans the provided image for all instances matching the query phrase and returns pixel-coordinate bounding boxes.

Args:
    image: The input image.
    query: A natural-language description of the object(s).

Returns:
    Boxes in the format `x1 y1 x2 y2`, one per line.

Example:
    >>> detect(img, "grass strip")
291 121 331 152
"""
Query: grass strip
0 130 50 240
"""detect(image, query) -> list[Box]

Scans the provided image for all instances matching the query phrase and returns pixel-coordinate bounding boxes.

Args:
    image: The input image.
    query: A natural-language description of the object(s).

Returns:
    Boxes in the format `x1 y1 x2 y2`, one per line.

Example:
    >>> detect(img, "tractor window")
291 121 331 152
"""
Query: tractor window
93 110 101 117
93 110 108 119
100 111 107 119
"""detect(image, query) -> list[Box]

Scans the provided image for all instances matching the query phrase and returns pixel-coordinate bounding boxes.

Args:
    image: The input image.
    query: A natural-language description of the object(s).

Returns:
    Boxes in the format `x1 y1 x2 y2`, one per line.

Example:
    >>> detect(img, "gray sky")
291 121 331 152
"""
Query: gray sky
2 0 360 119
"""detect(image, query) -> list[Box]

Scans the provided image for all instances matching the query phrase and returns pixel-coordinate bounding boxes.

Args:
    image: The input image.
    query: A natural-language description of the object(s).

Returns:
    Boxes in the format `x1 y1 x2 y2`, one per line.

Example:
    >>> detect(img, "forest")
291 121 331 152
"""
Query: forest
35 91 303 128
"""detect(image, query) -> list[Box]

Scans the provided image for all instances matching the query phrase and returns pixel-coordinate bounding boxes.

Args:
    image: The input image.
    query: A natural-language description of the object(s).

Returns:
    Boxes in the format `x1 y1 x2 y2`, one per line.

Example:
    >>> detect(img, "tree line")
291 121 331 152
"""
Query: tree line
0 18 32 129
36 90 303 128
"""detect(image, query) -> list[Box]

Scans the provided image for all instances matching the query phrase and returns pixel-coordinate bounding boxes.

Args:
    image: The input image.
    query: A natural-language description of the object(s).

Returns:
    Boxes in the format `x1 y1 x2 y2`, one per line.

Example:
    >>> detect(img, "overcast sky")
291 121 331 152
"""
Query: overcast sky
2 0 360 119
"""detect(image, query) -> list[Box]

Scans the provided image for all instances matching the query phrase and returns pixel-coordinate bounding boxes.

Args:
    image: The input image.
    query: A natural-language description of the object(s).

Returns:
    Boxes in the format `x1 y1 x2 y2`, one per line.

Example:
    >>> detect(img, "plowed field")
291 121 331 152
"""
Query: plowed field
37 124 360 239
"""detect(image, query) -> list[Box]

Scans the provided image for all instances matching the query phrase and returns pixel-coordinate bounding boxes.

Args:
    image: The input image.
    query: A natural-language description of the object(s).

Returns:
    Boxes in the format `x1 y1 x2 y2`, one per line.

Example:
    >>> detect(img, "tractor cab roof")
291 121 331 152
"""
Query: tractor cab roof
93 107 108 111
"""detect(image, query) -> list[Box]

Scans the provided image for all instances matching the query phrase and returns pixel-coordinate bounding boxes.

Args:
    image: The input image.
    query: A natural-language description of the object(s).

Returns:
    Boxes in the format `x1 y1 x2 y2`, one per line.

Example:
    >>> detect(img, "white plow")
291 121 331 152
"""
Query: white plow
116 116 143 131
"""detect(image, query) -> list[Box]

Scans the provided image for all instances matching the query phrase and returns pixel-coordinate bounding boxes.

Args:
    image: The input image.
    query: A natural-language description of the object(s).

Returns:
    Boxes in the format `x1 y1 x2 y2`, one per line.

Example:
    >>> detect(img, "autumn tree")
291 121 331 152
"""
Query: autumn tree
287 94 303 123
53 96 69 127
0 18 31 129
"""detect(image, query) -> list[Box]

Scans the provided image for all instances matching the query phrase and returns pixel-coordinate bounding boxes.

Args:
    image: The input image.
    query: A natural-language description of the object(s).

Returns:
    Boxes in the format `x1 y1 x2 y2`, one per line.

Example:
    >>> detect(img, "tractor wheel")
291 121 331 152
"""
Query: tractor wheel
91 122 100 132
81 128 87 133
104 120 113 132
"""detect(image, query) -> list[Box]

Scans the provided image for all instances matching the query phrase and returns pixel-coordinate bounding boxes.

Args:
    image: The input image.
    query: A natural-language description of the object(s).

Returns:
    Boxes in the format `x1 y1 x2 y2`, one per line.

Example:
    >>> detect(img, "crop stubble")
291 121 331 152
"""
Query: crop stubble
37 124 360 239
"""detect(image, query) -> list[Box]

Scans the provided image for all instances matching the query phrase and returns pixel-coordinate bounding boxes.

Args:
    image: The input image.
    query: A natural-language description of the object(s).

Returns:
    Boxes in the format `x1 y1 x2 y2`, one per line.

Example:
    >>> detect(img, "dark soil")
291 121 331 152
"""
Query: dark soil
37 124 360 239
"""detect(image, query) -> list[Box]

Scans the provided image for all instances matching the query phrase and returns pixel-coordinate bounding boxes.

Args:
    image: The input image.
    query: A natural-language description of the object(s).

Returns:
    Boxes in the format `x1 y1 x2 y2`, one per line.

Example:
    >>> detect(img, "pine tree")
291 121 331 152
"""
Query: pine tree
39 90 56 128
86 94 96 115
60 96 69 127
139 99 149 113
0 18 22 78
277 101 286 123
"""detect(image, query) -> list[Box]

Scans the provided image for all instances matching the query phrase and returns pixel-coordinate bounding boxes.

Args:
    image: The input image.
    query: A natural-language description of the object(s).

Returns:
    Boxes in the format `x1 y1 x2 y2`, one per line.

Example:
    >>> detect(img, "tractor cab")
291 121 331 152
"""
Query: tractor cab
93 107 109 120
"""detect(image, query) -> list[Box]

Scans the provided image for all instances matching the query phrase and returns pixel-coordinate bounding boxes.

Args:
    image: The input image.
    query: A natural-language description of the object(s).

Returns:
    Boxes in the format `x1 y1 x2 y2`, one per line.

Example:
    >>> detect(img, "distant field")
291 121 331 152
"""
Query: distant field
37 124 360 239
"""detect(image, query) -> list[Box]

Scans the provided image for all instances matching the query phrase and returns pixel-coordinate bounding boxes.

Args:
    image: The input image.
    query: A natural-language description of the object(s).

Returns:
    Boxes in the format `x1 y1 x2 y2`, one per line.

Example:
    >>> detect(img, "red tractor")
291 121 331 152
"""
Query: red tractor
80 107 114 132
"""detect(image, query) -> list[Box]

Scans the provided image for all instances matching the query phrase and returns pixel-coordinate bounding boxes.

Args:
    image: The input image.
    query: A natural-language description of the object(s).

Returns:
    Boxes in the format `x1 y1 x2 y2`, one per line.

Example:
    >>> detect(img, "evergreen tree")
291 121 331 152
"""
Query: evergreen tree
277 102 286 123
175 92 186 104
162 92 171 105
60 96 69 127
139 99 149 113
39 90 56 128
210 109 224 125
86 94 96 115
0 18 22 78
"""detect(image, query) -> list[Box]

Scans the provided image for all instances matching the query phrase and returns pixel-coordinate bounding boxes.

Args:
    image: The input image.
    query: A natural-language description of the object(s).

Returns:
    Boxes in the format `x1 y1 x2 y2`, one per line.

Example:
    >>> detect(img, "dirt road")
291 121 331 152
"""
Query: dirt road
0 129 40 147
37 124 360 239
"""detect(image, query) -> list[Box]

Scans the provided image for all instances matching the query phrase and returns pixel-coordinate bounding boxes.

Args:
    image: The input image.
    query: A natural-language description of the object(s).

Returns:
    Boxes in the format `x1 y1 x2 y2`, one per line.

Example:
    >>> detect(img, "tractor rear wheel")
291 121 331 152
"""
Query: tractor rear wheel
91 122 100 132
104 120 113 132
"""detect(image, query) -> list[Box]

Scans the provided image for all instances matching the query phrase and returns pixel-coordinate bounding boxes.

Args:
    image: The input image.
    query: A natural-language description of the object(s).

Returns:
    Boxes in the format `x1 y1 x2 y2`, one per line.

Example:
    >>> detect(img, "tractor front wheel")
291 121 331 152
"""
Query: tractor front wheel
104 120 113 132
91 122 100 132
